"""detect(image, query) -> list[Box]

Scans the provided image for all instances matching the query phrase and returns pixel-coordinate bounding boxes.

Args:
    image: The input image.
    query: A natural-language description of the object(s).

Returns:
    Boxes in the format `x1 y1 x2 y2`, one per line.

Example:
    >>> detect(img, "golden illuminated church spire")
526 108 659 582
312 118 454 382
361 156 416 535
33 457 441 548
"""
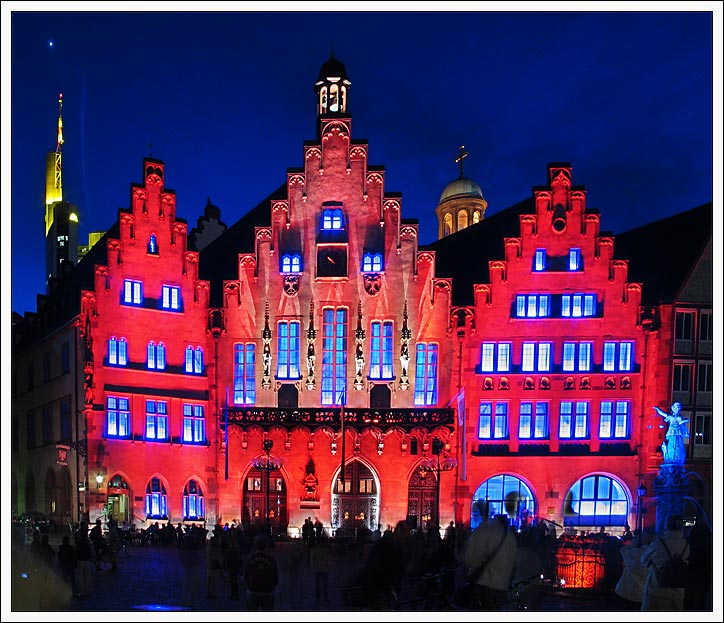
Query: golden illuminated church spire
45 92 64 235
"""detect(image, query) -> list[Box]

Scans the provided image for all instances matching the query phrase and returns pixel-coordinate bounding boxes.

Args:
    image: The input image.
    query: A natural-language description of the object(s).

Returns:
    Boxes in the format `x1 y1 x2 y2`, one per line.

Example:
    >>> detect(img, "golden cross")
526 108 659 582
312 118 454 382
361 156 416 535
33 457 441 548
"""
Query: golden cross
455 145 469 178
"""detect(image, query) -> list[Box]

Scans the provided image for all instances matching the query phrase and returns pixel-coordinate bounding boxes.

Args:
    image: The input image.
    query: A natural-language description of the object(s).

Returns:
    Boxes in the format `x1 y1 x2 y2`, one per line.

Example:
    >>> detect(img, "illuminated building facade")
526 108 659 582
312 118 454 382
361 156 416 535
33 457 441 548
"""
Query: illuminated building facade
11 56 712 538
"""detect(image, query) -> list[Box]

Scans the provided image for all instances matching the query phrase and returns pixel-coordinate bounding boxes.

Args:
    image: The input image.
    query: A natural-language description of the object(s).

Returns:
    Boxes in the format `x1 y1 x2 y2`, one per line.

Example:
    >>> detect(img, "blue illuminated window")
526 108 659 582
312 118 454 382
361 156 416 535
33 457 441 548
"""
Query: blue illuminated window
277 321 301 379
147 234 158 255
321 208 344 230
362 252 384 272
233 343 256 405
183 480 205 520
559 401 589 439
519 401 549 439
145 477 168 519
478 401 509 439
480 342 511 372
564 475 628 528
147 342 166 370
185 346 204 374
414 343 439 406
281 253 302 273
183 404 206 443
534 249 547 271
603 341 634 372
599 400 630 439
569 248 581 271
161 285 182 310
107 396 130 438
321 308 348 405
521 342 551 372
562 342 592 372
561 293 597 317
123 279 143 305
108 337 128 366
515 294 550 318
145 400 168 440
370 321 394 379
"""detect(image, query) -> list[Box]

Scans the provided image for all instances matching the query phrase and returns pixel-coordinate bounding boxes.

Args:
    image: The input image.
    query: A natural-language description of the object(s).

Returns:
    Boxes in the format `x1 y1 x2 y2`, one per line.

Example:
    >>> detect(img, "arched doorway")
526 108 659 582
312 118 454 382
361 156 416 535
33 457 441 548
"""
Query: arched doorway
107 474 132 525
332 459 379 535
407 465 437 532
243 466 287 536
471 474 536 530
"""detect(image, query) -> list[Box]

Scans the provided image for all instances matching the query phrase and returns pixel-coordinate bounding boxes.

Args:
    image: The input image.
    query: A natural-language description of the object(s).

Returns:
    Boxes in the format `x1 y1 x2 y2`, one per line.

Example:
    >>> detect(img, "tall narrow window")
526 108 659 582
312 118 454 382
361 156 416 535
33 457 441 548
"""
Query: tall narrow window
599 400 630 439
147 234 158 254
515 294 550 318
559 401 589 439
321 308 347 405
699 311 712 343
603 341 634 372
183 480 205 520
369 321 394 379
161 285 182 310
478 401 508 439
183 404 205 443
147 342 166 370
61 341 70 374
60 398 71 440
277 321 301 379
185 346 204 374
568 248 581 271
145 400 168 440
233 343 256 405
534 249 547 271
123 279 143 305
521 342 551 372
414 343 439 406
675 311 694 340
480 342 510 372
519 401 549 439
145 477 168 519
108 337 128 366
107 396 130 437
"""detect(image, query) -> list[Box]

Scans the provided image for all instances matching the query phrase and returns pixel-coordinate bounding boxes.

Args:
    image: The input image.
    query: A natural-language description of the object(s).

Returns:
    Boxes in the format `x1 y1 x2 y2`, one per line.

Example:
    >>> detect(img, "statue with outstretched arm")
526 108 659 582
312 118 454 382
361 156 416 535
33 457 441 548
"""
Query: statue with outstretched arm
654 402 689 464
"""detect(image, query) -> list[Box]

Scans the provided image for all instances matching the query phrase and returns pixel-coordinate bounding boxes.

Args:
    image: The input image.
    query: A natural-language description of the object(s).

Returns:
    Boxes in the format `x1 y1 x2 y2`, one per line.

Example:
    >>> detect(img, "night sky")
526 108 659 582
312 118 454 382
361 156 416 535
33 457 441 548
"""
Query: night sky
4 6 718 317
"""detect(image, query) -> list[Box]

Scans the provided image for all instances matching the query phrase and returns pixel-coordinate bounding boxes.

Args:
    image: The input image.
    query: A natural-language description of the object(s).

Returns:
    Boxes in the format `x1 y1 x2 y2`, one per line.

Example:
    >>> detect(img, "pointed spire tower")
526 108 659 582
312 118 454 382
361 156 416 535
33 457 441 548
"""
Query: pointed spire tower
44 92 79 291
434 145 488 239
45 93 64 235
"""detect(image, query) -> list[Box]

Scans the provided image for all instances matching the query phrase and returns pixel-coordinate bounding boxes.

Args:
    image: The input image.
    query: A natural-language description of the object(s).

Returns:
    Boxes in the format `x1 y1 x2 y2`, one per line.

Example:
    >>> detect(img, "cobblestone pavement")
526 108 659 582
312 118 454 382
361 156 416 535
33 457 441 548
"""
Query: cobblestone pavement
9 532 632 617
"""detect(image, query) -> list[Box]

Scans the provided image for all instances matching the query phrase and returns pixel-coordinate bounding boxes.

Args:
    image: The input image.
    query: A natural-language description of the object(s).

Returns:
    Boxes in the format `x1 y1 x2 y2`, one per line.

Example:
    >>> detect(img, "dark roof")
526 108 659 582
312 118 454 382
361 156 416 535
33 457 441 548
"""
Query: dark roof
421 197 534 306
612 202 713 306
198 184 286 307
12 222 118 351
318 55 348 82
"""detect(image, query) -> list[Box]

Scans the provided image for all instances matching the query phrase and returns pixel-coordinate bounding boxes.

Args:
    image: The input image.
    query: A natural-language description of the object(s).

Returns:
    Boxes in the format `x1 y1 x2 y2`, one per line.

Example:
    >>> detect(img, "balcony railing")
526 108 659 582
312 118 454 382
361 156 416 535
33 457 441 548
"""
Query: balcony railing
224 406 455 432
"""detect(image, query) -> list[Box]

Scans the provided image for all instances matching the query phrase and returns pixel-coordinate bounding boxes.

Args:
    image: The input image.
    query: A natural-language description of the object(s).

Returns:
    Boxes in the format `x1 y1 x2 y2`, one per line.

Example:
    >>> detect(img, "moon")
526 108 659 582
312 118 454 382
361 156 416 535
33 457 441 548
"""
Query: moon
49 40 54 48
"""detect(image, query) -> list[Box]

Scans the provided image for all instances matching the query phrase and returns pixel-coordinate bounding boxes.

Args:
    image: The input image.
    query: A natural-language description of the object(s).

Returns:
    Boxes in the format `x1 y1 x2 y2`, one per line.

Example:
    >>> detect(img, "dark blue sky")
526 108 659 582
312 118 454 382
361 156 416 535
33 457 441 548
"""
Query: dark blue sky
5 6 718 316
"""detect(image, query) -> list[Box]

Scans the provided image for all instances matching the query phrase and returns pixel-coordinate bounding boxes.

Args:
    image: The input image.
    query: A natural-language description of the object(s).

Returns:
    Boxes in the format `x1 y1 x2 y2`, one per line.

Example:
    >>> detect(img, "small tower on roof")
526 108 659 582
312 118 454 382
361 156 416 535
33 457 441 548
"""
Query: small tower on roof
435 145 488 239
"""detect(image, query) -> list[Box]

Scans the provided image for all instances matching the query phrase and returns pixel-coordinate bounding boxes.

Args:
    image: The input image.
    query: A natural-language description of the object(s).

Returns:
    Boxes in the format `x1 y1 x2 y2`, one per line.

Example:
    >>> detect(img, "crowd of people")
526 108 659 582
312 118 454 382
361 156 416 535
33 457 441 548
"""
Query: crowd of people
11 510 713 613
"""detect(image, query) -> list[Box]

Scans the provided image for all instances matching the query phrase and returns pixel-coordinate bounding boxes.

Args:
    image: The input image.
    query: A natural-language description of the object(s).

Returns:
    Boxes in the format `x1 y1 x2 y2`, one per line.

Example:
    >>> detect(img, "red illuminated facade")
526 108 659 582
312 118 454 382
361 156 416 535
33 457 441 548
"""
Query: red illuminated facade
11 56 712 539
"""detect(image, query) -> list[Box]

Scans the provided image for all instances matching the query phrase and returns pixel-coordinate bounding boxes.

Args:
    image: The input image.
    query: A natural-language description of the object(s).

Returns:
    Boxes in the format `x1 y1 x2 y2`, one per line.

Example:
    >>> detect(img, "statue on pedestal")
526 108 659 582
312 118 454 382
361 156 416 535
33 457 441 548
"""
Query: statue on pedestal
654 402 689 465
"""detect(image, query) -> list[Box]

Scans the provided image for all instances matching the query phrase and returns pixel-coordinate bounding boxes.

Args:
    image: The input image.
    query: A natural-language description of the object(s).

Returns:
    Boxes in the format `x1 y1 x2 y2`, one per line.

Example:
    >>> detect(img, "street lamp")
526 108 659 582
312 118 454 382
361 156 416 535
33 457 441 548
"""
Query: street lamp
636 483 647 532
251 439 283 537
418 438 457 532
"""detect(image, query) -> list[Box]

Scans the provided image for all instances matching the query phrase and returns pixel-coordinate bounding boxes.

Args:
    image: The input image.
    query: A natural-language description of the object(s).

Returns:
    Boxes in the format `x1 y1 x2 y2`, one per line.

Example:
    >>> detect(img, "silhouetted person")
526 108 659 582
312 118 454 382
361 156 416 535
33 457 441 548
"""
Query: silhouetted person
74 523 94 596
641 514 688 611
615 529 655 610
684 519 712 611
243 535 279 610
223 528 244 600
57 535 77 596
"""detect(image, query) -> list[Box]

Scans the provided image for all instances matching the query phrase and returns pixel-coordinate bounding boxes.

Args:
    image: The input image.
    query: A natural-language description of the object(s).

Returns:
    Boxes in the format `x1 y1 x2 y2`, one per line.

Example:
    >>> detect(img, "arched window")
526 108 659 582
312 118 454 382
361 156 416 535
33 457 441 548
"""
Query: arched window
443 213 453 237
457 210 468 230
563 474 628 528
183 480 205 520
472 210 481 224
471 474 535 530
145 477 168 519
108 337 128 366
147 342 166 370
